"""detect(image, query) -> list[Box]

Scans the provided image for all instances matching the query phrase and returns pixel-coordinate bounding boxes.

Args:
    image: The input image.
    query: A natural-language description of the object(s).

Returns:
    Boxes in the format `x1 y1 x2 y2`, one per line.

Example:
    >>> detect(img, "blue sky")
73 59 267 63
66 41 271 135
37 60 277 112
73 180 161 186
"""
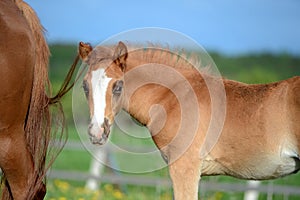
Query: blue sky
26 0 300 55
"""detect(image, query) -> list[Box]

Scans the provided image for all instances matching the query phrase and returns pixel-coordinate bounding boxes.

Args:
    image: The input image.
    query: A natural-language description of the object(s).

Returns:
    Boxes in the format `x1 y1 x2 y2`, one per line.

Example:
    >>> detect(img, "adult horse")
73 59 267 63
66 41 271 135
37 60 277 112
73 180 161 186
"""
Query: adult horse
79 41 300 200
0 0 74 199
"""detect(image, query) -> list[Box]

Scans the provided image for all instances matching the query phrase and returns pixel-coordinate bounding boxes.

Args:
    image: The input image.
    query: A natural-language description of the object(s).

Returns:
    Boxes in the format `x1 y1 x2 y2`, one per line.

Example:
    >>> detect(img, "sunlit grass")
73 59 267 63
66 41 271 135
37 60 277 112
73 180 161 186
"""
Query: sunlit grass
45 180 173 200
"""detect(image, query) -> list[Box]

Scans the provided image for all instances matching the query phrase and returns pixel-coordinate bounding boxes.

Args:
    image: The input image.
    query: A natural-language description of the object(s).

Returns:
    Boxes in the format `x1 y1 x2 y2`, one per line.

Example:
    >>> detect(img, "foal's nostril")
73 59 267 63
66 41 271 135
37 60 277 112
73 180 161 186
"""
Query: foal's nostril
87 120 111 145
88 131 107 145
88 123 93 136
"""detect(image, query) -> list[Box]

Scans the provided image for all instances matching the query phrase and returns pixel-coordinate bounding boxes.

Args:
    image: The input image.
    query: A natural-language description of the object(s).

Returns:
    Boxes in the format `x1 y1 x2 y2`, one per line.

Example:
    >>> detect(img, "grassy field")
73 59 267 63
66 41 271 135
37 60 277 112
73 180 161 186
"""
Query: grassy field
45 44 300 199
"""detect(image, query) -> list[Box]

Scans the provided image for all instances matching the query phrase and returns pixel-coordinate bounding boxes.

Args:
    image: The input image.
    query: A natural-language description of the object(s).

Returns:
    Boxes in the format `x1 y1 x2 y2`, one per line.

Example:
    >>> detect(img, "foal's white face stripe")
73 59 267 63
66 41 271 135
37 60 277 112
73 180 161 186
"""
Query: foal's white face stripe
90 68 111 133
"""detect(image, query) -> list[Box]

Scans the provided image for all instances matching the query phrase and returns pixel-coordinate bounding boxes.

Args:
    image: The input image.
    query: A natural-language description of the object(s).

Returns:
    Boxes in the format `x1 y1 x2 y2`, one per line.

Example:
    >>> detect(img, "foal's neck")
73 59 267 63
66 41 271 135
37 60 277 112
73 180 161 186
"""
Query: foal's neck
121 57 206 148
121 51 205 124
122 74 183 148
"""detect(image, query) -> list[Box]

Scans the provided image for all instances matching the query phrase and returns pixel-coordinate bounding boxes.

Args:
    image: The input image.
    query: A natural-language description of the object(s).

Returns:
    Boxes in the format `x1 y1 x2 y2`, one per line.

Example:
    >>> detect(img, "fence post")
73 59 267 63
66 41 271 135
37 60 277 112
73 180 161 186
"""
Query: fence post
85 147 108 190
244 180 260 200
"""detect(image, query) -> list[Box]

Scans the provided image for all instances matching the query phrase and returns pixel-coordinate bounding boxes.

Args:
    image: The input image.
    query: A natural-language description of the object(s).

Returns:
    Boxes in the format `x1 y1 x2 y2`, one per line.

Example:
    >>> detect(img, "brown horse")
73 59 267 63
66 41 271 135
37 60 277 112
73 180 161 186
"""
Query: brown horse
0 0 74 199
79 41 300 200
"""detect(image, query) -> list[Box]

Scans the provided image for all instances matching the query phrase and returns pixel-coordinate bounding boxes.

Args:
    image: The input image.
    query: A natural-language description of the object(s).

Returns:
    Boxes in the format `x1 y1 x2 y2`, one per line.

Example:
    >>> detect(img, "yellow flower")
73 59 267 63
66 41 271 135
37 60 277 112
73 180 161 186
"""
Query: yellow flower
75 187 85 195
113 190 124 199
92 196 99 200
104 184 113 192
207 192 223 200
58 197 67 200
54 180 70 192
161 193 172 200
93 190 101 197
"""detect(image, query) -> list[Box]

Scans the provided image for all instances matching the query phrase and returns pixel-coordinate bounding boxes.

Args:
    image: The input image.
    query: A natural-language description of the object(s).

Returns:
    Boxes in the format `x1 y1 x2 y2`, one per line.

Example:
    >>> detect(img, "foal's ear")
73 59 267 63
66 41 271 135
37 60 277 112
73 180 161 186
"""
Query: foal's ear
79 41 93 61
113 41 128 72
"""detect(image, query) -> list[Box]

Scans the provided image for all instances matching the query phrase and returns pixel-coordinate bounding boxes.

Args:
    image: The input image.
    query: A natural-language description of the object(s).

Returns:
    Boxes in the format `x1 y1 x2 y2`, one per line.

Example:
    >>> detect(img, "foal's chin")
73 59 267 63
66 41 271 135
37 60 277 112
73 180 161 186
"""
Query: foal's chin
89 133 108 145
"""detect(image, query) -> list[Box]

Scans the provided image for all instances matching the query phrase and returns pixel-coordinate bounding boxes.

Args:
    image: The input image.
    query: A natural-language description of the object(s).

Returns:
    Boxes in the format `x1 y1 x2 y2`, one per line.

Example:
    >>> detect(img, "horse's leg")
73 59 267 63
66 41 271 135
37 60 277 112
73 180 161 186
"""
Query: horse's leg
0 125 34 200
169 154 201 200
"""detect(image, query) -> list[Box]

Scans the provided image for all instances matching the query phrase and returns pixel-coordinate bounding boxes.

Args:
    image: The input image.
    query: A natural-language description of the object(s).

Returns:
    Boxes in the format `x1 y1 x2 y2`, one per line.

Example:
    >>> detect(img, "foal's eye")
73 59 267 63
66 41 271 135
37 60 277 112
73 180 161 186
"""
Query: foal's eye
112 80 123 95
83 80 89 98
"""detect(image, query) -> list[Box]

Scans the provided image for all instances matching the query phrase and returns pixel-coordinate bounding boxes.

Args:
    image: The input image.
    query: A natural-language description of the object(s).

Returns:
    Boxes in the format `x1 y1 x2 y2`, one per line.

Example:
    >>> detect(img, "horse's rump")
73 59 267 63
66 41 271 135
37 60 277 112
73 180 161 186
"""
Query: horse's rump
1 0 66 199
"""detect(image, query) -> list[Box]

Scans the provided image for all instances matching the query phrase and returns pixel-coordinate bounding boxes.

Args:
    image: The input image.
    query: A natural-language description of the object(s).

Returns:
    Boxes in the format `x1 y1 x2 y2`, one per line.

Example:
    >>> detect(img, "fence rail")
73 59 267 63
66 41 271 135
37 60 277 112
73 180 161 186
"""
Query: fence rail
45 140 300 198
47 169 300 196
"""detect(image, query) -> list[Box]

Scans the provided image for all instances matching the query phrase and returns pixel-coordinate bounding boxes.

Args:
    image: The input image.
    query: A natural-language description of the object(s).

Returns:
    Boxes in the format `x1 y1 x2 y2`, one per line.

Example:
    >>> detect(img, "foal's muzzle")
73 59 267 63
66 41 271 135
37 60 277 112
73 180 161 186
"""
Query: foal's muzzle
88 118 111 145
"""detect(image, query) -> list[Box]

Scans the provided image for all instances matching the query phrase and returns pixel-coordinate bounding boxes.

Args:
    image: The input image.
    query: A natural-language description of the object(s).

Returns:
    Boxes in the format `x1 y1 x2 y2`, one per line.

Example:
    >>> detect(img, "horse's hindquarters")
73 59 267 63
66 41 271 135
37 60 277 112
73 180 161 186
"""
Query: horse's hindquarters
0 0 34 129
0 0 36 199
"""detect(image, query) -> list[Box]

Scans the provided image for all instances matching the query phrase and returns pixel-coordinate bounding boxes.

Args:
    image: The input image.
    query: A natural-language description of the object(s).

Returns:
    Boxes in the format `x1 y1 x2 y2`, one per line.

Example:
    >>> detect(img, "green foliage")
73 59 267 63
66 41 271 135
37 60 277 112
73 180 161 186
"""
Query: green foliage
49 44 79 124
210 52 300 83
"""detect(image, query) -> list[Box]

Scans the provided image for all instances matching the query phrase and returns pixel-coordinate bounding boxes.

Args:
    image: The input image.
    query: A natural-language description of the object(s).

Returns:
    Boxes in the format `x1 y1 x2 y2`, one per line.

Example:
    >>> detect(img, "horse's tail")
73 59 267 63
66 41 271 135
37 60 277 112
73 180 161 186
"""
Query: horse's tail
2 1 66 199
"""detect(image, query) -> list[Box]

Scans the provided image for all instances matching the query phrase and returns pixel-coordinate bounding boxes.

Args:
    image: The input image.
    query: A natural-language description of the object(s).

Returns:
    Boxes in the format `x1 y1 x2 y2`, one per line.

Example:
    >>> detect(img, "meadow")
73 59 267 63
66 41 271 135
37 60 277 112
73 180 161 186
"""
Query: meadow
46 44 300 200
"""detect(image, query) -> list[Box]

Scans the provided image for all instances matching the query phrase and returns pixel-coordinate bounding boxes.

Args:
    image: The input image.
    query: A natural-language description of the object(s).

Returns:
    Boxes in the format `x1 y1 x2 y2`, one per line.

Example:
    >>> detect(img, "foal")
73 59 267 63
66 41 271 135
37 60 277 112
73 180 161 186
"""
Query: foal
80 41 300 199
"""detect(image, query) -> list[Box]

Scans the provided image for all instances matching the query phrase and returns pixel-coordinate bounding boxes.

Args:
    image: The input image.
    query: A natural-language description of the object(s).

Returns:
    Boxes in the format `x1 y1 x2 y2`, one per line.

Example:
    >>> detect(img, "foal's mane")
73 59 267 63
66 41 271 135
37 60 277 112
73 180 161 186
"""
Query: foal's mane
125 43 204 71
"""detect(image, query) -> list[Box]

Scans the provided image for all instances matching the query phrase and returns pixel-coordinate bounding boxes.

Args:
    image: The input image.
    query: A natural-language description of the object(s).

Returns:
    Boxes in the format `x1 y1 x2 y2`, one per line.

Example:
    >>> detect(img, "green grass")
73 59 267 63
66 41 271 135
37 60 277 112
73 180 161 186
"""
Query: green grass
45 179 173 200
47 123 300 199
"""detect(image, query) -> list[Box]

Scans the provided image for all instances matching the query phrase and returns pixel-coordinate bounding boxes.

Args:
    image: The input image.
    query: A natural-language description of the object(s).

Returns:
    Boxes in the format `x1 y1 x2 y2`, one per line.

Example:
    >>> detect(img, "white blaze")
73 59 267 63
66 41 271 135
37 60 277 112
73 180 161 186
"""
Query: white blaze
90 68 112 135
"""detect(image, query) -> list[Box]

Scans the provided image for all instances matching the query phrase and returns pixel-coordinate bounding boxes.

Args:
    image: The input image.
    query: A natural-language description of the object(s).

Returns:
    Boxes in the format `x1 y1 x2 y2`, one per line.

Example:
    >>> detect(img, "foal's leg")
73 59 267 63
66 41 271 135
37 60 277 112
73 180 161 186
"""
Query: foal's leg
0 125 34 200
169 154 201 200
